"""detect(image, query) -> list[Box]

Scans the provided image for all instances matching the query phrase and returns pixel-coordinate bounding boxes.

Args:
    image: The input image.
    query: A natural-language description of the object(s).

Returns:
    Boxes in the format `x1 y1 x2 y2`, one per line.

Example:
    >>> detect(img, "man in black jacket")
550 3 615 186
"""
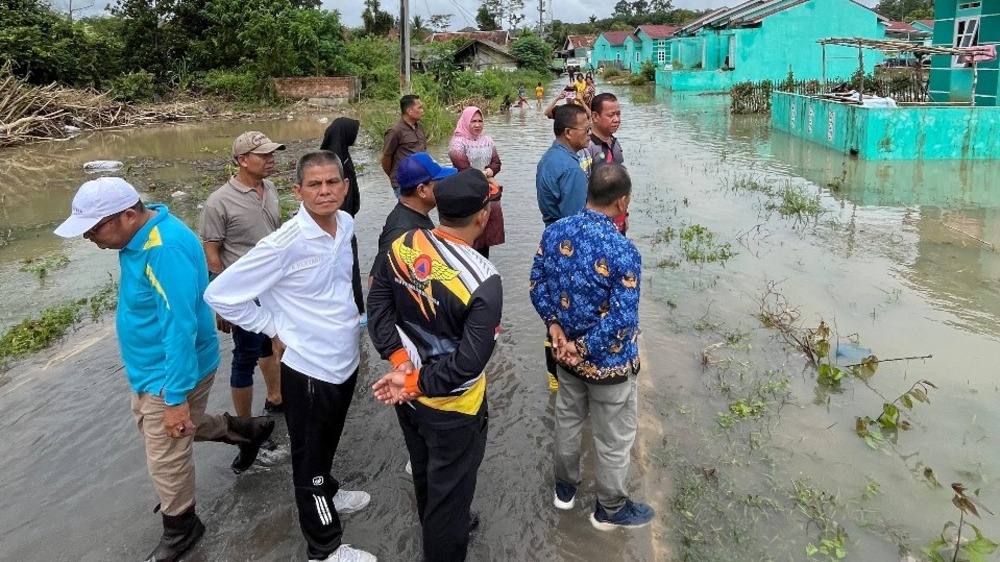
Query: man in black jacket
367 169 502 562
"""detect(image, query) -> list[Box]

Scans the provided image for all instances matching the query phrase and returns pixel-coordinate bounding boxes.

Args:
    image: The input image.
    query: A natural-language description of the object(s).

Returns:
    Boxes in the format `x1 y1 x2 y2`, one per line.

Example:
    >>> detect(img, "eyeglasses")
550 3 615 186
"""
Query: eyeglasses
568 125 592 133
85 210 125 236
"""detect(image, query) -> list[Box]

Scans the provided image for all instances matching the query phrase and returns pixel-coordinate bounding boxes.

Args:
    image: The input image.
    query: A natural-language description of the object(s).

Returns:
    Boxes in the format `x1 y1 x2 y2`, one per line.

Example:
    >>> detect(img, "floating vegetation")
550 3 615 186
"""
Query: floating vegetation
0 278 118 366
855 379 937 450
770 184 824 219
19 252 69 280
680 224 736 264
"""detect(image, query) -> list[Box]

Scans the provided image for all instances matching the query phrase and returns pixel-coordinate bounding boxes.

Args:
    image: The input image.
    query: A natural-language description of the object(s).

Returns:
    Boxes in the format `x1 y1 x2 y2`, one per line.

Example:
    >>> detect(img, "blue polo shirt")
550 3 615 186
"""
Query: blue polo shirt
535 140 589 226
117 204 219 405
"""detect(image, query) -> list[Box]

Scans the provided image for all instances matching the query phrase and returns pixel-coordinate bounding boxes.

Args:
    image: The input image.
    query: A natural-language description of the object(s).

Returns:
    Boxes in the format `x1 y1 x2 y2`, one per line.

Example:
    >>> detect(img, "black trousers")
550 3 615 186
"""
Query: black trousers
396 405 488 562
282 363 358 560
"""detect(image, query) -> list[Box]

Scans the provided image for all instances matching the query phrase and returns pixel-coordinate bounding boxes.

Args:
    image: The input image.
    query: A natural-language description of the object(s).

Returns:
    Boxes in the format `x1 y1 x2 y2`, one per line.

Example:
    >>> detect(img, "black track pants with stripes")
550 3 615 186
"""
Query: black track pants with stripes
283 364 357 560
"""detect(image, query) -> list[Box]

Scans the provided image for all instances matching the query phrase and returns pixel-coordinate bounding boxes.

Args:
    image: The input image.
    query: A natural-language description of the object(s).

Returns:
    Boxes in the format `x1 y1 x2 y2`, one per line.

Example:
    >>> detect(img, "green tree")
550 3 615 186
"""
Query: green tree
874 0 933 21
650 0 673 12
613 0 633 18
510 33 550 72
476 3 499 30
362 0 395 36
428 13 452 31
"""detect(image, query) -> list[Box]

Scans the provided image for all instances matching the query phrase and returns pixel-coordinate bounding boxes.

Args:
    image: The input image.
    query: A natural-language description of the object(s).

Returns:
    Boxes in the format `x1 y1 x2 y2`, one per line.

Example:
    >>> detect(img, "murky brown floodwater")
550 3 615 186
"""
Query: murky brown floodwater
2 84 999 561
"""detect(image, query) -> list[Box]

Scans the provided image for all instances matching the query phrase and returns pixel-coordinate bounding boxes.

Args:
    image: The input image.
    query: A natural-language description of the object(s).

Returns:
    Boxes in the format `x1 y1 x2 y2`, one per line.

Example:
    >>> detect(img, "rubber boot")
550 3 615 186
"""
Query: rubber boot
143 504 205 562
221 413 275 474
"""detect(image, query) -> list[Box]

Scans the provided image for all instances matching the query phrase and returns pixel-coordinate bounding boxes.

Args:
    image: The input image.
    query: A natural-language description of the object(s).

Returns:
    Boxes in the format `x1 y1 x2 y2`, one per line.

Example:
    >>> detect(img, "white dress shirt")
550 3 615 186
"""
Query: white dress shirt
204 205 360 384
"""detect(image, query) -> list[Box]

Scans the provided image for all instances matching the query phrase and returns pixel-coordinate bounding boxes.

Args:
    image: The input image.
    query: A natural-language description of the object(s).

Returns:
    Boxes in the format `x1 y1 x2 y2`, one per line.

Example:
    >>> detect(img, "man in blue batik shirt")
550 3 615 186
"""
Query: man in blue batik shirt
529 164 655 532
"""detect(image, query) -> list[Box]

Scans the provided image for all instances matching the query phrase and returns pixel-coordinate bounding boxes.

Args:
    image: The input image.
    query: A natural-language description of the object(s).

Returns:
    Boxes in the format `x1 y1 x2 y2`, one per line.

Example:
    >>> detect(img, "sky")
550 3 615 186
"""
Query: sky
68 0 879 28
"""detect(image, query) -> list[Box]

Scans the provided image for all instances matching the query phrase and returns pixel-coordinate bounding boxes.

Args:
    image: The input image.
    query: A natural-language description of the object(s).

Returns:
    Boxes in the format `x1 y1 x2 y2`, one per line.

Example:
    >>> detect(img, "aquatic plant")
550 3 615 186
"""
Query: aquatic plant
923 483 998 562
770 184 824 219
0 278 118 367
855 379 937 450
680 224 736 264
19 252 70 281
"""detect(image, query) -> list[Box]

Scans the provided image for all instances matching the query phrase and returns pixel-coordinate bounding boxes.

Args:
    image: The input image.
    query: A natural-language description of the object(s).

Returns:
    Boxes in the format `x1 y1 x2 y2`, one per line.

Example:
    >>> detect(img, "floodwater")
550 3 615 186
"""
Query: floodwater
1 84 999 561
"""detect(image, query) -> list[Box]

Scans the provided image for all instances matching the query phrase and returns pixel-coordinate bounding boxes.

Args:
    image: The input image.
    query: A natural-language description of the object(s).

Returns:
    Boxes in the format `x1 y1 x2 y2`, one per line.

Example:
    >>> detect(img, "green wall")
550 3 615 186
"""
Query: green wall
591 36 626 68
928 0 999 106
772 91 1000 159
658 0 886 91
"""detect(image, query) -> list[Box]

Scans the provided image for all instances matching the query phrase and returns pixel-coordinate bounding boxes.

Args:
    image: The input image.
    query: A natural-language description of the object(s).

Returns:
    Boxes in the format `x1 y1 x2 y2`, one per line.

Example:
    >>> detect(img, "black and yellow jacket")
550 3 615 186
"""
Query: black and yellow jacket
367 228 502 424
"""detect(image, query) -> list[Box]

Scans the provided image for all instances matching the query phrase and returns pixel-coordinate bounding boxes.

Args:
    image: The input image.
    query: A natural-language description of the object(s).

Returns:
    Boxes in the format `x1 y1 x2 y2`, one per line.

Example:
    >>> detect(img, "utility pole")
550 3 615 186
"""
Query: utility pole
537 0 545 35
400 0 411 93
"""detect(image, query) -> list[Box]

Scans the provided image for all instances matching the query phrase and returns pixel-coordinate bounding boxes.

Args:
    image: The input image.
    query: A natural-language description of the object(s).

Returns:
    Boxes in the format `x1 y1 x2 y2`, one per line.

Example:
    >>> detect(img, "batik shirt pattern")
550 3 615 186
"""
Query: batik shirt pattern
530 209 641 384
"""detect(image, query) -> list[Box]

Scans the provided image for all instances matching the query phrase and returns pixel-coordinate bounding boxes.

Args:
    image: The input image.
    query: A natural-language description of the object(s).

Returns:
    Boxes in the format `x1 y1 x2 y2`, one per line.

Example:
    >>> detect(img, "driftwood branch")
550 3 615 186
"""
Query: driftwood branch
843 354 933 368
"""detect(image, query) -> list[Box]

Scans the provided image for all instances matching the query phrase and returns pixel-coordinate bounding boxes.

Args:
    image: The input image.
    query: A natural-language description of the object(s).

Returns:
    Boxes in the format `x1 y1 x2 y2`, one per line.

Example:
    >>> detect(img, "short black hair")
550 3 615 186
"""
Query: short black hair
591 92 618 114
400 94 420 114
131 199 146 212
588 163 631 206
553 104 587 137
295 150 343 185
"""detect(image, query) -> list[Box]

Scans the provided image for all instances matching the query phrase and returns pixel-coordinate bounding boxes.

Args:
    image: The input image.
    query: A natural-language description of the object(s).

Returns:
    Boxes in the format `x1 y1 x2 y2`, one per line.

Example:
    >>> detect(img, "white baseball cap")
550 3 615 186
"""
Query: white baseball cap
54 177 141 238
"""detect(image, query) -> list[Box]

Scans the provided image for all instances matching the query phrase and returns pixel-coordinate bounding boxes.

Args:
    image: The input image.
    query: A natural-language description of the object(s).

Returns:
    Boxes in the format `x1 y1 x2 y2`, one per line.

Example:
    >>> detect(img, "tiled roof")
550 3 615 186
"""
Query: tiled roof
678 0 887 35
601 31 635 46
636 24 680 39
913 19 935 29
885 20 918 32
565 34 598 49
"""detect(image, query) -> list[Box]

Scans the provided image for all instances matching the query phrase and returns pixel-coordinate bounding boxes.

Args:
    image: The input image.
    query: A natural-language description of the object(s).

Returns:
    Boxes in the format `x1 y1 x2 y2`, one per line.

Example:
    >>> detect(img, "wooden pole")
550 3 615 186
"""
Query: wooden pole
400 0 411 93
971 60 979 107
857 41 864 104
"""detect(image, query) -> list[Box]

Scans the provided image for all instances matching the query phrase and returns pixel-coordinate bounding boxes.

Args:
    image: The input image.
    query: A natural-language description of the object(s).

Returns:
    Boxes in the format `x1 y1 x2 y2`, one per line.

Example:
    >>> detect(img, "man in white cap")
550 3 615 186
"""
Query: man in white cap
54 177 276 562
199 131 285 470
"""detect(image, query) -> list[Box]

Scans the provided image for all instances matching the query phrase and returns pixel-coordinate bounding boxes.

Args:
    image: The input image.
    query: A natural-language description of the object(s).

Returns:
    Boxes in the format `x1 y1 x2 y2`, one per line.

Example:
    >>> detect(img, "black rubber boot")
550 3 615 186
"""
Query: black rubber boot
223 413 275 474
143 504 205 562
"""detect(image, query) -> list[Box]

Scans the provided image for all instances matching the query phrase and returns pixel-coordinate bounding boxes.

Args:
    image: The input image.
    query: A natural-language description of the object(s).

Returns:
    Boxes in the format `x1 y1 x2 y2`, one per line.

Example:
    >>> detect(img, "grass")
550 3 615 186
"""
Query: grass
356 98 456 148
0 278 118 365
771 184 824 218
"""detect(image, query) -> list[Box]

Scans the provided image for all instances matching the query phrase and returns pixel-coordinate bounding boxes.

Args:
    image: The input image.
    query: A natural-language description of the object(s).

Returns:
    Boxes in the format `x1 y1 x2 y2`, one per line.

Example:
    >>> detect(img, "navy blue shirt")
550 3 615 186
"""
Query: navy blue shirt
530 209 641 384
535 140 589 226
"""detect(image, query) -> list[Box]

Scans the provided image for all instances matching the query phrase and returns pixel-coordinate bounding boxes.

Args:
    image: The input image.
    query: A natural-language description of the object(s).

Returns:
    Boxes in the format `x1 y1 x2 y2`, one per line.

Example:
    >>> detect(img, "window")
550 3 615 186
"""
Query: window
959 2 981 9
953 16 980 66
657 40 666 47
657 50 666 63
616 53 621 61
635 51 640 63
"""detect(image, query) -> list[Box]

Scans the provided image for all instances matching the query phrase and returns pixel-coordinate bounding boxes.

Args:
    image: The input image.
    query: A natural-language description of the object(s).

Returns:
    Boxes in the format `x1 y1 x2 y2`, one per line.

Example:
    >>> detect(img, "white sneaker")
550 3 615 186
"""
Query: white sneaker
405 459 412 476
333 490 371 514
310 544 377 562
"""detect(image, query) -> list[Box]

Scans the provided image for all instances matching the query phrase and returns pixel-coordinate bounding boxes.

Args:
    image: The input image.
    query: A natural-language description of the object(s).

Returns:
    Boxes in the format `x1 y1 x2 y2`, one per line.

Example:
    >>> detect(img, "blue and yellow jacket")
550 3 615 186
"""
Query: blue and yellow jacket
118 204 219 405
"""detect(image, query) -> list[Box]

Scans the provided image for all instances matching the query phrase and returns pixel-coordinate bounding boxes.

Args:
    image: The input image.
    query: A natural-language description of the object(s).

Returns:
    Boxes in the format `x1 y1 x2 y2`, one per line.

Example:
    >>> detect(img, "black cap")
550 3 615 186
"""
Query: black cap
433 169 497 219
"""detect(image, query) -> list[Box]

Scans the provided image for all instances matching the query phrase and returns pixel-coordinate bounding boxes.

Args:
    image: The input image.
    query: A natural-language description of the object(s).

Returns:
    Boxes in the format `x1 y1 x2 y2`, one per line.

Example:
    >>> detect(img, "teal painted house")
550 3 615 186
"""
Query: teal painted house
928 0 1000 105
591 31 633 69
912 19 936 33
623 34 640 72
632 25 679 73
771 1 1000 160
656 0 889 92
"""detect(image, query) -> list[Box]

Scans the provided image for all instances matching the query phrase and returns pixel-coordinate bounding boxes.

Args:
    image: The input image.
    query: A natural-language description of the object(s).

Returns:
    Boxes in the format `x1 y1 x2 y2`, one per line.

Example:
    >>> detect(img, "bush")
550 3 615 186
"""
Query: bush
108 70 158 102
510 34 552 73
628 73 650 86
196 69 272 101
640 60 656 82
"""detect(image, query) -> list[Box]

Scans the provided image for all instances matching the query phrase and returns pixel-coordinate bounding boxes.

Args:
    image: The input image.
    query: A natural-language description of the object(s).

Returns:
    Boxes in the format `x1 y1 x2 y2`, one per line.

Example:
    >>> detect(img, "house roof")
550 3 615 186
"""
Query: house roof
601 30 636 46
452 39 517 62
564 34 598 50
885 20 917 33
428 30 511 47
636 24 679 39
677 0 886 35
912 19 935 29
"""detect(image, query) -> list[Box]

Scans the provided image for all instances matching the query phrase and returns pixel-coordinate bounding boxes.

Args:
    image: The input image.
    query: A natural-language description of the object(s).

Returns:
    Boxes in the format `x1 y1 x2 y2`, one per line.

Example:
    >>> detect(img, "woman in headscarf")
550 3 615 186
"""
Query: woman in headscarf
447 106 504 258
320 117 361 217
319 117 364 315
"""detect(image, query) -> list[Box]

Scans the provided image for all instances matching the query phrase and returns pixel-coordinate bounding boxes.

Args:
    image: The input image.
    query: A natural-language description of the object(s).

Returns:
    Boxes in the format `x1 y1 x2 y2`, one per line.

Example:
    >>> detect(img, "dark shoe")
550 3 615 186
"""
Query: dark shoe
263 399 284 414
589 499 655 531
223 413 275 474
553 481 577 510
143 504 205 562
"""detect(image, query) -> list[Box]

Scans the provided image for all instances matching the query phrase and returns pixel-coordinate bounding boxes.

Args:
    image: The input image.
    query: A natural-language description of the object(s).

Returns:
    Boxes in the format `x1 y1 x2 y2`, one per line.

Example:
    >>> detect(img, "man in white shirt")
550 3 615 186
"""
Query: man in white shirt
204 150 375 562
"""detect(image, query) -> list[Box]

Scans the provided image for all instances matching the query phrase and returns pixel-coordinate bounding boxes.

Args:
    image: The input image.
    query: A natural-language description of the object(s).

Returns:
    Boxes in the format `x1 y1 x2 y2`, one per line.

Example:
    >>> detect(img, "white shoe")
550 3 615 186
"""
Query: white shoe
310 544 377 562
405 459 412 476
333 490 370 514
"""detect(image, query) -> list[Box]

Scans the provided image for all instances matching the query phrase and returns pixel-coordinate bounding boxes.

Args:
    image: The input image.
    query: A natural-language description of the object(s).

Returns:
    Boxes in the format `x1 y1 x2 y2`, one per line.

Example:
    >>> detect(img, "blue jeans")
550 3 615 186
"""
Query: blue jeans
230 326 273 388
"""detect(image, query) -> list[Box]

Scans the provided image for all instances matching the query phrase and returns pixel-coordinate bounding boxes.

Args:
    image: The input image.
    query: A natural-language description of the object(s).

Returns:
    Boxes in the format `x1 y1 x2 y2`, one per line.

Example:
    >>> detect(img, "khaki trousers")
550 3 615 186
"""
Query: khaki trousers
131 373 229 516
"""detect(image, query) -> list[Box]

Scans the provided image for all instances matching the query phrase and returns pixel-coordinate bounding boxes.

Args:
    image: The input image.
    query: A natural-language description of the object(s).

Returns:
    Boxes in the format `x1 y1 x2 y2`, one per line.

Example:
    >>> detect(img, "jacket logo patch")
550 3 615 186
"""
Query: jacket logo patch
312 476 324 486
413 255 432 282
